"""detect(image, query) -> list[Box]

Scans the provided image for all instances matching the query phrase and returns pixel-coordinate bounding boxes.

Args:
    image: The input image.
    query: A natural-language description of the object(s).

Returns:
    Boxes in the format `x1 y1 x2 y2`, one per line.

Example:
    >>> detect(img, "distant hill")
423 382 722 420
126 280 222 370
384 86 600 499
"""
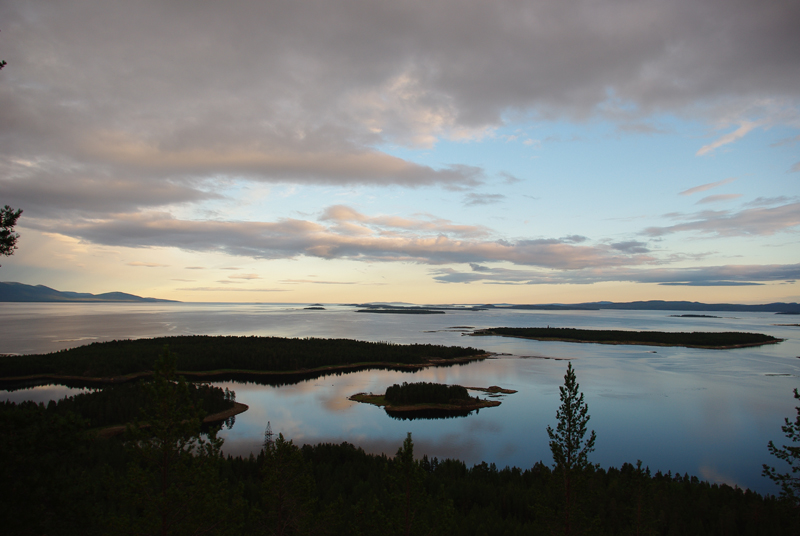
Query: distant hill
0 282 178 303
488 300 800 313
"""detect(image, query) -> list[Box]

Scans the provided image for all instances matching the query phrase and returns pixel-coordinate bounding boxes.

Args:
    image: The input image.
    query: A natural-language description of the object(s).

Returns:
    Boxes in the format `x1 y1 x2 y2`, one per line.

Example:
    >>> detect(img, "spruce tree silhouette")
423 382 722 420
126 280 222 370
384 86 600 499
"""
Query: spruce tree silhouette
547 362 596 536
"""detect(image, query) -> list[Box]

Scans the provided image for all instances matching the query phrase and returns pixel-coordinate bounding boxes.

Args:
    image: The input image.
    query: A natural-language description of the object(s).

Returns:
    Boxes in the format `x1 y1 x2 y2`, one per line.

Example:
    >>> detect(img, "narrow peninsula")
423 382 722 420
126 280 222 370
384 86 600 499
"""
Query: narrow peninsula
0 335 488 385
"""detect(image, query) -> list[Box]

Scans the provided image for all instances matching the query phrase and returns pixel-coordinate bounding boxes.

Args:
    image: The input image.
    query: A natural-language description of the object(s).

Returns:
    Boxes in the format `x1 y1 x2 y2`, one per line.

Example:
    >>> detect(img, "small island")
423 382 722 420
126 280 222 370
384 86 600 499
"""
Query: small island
669 314 721 318
350 381 508 418
356 309 445 314
469 327 782 349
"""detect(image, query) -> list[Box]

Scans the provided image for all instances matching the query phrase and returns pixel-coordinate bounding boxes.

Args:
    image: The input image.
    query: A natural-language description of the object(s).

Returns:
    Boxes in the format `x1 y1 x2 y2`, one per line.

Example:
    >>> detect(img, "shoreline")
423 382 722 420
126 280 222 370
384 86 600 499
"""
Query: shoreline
0 354 491 385
92 401 250 439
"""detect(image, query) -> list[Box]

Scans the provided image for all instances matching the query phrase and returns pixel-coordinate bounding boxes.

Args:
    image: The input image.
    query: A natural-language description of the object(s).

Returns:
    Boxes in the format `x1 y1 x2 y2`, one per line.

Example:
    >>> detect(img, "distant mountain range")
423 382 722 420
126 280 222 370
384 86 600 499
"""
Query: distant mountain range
1 282 797 312
0 282 178 303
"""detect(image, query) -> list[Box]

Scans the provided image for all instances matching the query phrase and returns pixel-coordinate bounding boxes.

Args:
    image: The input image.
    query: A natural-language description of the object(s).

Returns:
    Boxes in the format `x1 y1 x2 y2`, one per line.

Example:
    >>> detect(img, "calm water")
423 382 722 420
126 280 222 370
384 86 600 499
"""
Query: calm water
1 302 799 495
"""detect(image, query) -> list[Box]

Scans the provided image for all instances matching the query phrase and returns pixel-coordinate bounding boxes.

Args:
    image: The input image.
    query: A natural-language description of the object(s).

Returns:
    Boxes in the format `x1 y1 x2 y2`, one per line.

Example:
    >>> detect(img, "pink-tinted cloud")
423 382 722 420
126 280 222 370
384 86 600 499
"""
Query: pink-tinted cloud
679 177 736 196
28 206 653 270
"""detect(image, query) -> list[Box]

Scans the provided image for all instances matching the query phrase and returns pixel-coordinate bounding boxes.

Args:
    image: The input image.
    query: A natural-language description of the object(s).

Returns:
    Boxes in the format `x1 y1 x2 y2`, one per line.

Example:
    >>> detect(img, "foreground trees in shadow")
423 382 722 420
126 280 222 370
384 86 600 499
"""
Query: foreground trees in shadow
1 355 799 534
109 346 238 536
763 388 800 505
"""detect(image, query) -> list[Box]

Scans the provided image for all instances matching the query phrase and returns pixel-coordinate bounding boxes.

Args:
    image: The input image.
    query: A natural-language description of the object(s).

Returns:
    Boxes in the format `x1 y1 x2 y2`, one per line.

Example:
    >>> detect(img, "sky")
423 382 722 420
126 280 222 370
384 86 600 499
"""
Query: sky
1 0 799 304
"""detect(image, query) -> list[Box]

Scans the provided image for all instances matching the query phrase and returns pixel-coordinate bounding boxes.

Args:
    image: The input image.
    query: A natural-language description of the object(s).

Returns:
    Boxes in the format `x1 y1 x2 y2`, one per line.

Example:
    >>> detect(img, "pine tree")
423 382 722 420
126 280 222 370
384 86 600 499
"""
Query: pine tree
259 433 317 535
547 362 596 535
763 388 800 505
0 205 22 265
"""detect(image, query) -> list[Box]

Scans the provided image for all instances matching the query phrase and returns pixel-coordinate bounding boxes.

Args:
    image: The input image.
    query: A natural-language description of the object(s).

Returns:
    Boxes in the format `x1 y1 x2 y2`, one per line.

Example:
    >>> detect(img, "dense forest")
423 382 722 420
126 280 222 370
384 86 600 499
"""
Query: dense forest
384 381 471 405
2 345 799 535
0 335 485 379
36 380 236 429
474 327 781 348
3 401 798 535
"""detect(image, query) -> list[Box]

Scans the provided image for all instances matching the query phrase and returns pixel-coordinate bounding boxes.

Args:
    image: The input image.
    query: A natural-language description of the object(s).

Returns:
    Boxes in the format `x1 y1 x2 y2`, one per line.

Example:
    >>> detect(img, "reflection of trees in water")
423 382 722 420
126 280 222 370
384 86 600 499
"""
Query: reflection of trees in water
4 358 478 392
386 408 476 420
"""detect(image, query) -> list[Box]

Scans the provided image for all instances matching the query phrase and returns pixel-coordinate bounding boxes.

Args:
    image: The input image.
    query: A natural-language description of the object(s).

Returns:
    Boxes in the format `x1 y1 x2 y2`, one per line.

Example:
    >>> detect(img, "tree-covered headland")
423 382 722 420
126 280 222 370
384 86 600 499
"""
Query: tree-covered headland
0 335 486 381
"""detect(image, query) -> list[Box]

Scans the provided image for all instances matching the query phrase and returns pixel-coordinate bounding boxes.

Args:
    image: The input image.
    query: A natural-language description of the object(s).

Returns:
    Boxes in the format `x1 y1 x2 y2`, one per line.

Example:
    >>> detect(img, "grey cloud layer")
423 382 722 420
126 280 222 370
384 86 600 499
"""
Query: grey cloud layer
645 202 800 237
432 263 800 286
2 0 799 213
27 208 652 270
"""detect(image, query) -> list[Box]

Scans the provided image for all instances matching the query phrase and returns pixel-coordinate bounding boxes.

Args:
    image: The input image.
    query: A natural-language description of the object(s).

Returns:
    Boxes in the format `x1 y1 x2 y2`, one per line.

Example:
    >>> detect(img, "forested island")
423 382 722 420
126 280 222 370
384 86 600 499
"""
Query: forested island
470 327 782 349
350 381 505 417
0 335 487 384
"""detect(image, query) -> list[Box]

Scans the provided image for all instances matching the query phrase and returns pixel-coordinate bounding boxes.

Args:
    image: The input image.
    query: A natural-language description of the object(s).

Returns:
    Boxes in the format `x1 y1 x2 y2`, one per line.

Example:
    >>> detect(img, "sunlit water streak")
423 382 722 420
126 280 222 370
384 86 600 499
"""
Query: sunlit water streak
1 302 798 494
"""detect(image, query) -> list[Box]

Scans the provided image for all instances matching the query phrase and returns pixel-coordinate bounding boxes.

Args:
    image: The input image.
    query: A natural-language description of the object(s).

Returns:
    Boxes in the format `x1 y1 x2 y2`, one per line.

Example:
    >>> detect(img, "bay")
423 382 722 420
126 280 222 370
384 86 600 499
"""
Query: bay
1 301 798 495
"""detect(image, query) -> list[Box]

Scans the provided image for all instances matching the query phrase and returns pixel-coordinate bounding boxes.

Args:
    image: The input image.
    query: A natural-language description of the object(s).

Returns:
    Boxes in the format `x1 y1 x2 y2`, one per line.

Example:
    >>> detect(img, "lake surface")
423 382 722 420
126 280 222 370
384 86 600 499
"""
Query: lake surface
2 301 799 495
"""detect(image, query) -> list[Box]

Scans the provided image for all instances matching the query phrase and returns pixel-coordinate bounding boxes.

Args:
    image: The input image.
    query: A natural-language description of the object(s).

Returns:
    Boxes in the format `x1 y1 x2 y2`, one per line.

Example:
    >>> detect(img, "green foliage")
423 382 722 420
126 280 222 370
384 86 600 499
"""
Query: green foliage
547 362 597 535
548 362 596 472
384 381 471 406
484 326 780 348
0 335 485 379
0 204 22 264
45 380 234 429
763 388 800 504
110 346 237 536
257 433 318 535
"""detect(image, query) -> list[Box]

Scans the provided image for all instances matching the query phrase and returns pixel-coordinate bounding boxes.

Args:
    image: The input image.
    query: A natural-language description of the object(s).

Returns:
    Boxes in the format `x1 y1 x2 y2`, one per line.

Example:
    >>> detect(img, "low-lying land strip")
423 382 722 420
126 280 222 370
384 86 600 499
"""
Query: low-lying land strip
469 327 781 349
0 335 487 383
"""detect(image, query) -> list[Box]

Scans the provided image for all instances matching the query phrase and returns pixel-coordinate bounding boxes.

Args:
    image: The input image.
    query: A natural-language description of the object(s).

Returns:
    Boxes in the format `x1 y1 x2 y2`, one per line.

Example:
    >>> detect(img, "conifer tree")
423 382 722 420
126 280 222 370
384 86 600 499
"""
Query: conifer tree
547 362 596 535
259 433 317 535
764 388 800 505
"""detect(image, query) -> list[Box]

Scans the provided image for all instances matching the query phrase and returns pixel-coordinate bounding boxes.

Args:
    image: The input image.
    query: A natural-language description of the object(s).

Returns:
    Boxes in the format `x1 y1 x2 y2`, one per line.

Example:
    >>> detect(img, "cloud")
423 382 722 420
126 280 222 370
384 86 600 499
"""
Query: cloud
679 178 737 196
126 261 169 268
644 202 800 237
560 235 588 244
744 196 795 207
432 263 800 286
280 279 358 285
463 193 506 206
791 161 800 173
1 0 798 221
319 205 490 238
228 273 261 280
696 121 758 156
176 287 289 292
610 241 650 254
27 205 653 270
770 134 800 147
696 194 743 204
